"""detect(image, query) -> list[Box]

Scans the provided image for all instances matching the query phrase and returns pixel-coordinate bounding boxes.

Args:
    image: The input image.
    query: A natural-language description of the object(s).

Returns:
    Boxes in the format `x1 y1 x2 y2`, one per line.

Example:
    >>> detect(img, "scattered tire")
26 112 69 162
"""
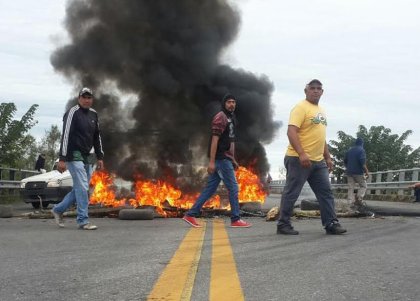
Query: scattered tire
118 208 154 220
300 199 320 211
0 205 13 218
240 202 262 213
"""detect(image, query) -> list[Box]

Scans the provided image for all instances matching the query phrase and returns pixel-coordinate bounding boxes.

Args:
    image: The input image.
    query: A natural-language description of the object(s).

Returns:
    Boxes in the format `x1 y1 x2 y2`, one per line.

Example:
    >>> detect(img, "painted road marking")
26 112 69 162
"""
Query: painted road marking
210 220 245 301
147 222 206 301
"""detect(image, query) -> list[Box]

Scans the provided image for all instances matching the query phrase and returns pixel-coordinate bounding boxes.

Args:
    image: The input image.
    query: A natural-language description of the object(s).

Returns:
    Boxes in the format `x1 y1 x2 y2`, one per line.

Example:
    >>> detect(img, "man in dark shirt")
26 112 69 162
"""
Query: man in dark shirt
34 153 46 171
51 87 104 230
182 94 251 228
410 183 420 203
344 137 369 207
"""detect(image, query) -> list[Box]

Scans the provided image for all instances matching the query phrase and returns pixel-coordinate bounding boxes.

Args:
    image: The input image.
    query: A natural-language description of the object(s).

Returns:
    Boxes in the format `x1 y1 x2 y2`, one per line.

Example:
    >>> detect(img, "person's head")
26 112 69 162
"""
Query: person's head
221 93 236 113
78 87 94 109
355 137 364 146
304 79 323 104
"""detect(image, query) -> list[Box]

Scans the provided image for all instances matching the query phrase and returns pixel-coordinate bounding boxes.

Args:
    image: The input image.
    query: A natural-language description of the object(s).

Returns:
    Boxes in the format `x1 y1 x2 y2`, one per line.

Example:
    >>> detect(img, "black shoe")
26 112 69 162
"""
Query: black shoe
325 222 347 235
277 225 299 235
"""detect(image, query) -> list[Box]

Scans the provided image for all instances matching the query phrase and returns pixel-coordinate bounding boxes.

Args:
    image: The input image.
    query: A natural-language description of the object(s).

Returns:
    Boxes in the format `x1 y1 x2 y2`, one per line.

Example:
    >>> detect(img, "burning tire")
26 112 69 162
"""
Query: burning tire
118 208 154 220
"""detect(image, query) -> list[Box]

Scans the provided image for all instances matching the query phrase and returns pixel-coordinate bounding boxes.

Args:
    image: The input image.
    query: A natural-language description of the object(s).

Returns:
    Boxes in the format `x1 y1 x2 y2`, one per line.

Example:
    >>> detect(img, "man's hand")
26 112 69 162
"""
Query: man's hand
298 153 311 168
96 160 104 170
325 157 334 172
57 160 66 173
232 159 239 170
207 161 216 174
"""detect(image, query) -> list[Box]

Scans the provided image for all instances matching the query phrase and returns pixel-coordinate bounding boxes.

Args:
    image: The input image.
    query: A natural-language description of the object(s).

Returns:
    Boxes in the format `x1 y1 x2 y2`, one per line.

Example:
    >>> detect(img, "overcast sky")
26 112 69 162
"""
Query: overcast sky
1 0 419 178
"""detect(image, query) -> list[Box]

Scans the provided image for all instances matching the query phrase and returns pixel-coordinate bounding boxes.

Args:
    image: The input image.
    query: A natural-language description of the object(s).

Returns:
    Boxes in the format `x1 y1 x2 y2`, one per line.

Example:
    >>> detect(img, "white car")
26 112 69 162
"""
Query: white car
20 167 72 209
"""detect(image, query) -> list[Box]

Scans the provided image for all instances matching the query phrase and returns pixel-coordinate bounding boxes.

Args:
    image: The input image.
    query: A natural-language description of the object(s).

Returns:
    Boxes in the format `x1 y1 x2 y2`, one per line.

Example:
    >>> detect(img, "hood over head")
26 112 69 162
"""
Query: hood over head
221 93 236 117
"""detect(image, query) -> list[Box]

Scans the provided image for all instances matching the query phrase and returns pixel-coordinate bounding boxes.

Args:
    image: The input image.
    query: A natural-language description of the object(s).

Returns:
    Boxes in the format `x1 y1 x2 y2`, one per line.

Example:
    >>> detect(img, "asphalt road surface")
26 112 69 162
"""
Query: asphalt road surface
1 207 419 301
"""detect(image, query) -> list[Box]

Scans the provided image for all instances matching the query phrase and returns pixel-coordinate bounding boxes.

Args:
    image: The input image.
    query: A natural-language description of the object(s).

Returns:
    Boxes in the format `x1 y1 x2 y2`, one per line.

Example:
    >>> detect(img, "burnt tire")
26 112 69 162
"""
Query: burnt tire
41 202 50 209
300 199 320 211
31 202 40 209
240 202 262 213
118 209 154 220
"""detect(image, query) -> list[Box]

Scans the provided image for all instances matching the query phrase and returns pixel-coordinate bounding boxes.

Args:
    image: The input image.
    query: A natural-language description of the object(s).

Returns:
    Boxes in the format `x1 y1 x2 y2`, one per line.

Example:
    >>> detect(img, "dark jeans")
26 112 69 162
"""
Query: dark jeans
186 159 240 222
278 156 338 228
415 188 420 202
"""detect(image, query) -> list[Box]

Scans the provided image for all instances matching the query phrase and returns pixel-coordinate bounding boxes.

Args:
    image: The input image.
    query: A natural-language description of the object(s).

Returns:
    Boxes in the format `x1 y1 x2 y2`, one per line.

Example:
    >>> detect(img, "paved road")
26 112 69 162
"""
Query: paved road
1 208 420 300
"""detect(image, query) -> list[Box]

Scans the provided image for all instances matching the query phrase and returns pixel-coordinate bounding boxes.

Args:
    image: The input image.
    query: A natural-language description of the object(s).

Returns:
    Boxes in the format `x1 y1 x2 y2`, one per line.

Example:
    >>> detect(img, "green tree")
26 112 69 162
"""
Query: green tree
39 125 61 169
21 134 39 170
0 103 39 167
329 125 420 182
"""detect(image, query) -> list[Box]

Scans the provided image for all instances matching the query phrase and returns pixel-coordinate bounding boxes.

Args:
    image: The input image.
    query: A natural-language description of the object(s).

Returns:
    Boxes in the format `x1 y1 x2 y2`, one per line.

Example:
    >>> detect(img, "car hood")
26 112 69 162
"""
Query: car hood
21 170 71 183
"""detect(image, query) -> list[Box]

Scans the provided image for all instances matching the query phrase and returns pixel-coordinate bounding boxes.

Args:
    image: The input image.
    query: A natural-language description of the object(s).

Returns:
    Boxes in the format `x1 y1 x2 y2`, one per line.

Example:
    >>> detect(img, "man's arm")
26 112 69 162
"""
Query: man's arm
207 135 219 174
208 112 227 173
58 112 70 173
410 182 420 189
363 164 369 178
323 142 333 172
360 151 368 177
93 115 104 170
287 125 311 168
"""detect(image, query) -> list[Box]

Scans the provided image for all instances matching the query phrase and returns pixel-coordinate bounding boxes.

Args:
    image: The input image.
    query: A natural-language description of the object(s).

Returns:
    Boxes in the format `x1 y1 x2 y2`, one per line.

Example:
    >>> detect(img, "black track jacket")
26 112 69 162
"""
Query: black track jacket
59 104 104 162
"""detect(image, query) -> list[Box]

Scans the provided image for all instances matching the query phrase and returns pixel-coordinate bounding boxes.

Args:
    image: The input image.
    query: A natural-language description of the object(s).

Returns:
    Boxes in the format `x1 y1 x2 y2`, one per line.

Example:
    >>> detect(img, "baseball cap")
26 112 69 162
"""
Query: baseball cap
307 79 322 86
79 87 93 97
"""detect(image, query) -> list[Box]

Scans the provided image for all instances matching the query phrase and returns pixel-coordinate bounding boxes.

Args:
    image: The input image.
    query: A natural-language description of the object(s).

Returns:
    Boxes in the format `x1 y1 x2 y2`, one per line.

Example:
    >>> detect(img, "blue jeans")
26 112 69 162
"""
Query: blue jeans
53 161 93 226
278 156 338 228
415 188 420 202
186 159 240 222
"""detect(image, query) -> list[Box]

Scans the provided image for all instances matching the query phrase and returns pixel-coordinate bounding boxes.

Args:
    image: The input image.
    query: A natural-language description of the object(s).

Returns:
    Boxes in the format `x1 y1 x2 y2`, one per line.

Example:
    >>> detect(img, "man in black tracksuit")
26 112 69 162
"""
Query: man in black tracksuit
51 87 104 230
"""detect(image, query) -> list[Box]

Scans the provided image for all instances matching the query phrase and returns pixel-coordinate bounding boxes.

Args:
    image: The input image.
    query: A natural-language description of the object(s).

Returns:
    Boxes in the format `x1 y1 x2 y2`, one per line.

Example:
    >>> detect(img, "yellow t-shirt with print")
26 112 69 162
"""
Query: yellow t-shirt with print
286 99 327 161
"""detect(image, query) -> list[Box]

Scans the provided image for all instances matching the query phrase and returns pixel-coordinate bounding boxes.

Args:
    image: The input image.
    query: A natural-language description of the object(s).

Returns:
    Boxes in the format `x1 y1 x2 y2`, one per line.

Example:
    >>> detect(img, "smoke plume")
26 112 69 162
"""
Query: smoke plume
51 0 281 182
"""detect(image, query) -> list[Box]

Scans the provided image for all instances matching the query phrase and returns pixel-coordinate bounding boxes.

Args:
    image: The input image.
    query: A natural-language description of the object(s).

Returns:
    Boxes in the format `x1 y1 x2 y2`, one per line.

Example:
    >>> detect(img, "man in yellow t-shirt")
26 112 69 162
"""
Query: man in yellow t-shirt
277 79 346 235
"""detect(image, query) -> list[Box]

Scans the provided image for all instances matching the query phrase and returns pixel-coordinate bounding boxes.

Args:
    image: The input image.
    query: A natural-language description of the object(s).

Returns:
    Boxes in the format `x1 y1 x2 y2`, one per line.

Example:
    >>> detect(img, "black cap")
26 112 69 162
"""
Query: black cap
307 79 322 86
79 87 93 97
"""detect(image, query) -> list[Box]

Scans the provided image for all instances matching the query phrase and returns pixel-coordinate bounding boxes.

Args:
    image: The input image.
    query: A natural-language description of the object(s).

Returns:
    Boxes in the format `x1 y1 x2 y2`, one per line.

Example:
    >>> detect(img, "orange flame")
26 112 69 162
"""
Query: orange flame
89 170 126 207
89 166 265 215
235 166 266 203
129 179 181 216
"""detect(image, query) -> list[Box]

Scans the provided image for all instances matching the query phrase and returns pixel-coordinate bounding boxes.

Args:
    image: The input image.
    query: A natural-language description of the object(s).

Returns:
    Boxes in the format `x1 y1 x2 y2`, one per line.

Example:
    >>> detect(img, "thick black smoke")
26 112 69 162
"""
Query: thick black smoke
51 0 281 182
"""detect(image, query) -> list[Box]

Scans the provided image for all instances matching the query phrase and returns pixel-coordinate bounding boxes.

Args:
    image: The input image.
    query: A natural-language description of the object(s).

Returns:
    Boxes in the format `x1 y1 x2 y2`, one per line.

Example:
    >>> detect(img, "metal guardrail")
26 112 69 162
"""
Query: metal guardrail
0 167 40 199
0 167 40 181
0 180 21 189
269 167 420 197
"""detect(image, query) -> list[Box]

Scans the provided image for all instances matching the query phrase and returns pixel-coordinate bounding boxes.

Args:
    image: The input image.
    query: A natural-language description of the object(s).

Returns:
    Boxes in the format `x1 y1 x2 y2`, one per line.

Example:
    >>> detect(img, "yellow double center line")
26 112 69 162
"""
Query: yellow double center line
147 220 244 301
210 220 245 300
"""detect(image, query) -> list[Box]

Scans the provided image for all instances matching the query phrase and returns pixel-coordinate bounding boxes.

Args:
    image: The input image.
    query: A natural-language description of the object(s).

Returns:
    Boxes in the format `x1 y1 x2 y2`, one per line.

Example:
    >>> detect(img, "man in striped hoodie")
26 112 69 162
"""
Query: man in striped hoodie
51 87 104 230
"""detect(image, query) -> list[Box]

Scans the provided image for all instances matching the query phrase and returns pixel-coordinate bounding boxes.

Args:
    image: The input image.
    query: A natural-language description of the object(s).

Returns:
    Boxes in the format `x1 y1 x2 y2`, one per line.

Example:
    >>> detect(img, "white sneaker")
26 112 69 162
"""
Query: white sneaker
79 223 98 230
51 209 64 228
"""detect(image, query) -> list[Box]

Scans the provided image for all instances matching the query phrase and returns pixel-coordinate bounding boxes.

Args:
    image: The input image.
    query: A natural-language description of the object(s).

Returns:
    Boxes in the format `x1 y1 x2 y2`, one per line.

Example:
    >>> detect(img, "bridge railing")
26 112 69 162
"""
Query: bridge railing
269 167 420 199
0 167 40 200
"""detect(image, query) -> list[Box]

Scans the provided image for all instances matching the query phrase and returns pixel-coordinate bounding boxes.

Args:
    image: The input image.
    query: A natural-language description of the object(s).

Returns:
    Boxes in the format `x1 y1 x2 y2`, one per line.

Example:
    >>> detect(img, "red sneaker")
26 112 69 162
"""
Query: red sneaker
182 215 202 228
230 219 252 228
